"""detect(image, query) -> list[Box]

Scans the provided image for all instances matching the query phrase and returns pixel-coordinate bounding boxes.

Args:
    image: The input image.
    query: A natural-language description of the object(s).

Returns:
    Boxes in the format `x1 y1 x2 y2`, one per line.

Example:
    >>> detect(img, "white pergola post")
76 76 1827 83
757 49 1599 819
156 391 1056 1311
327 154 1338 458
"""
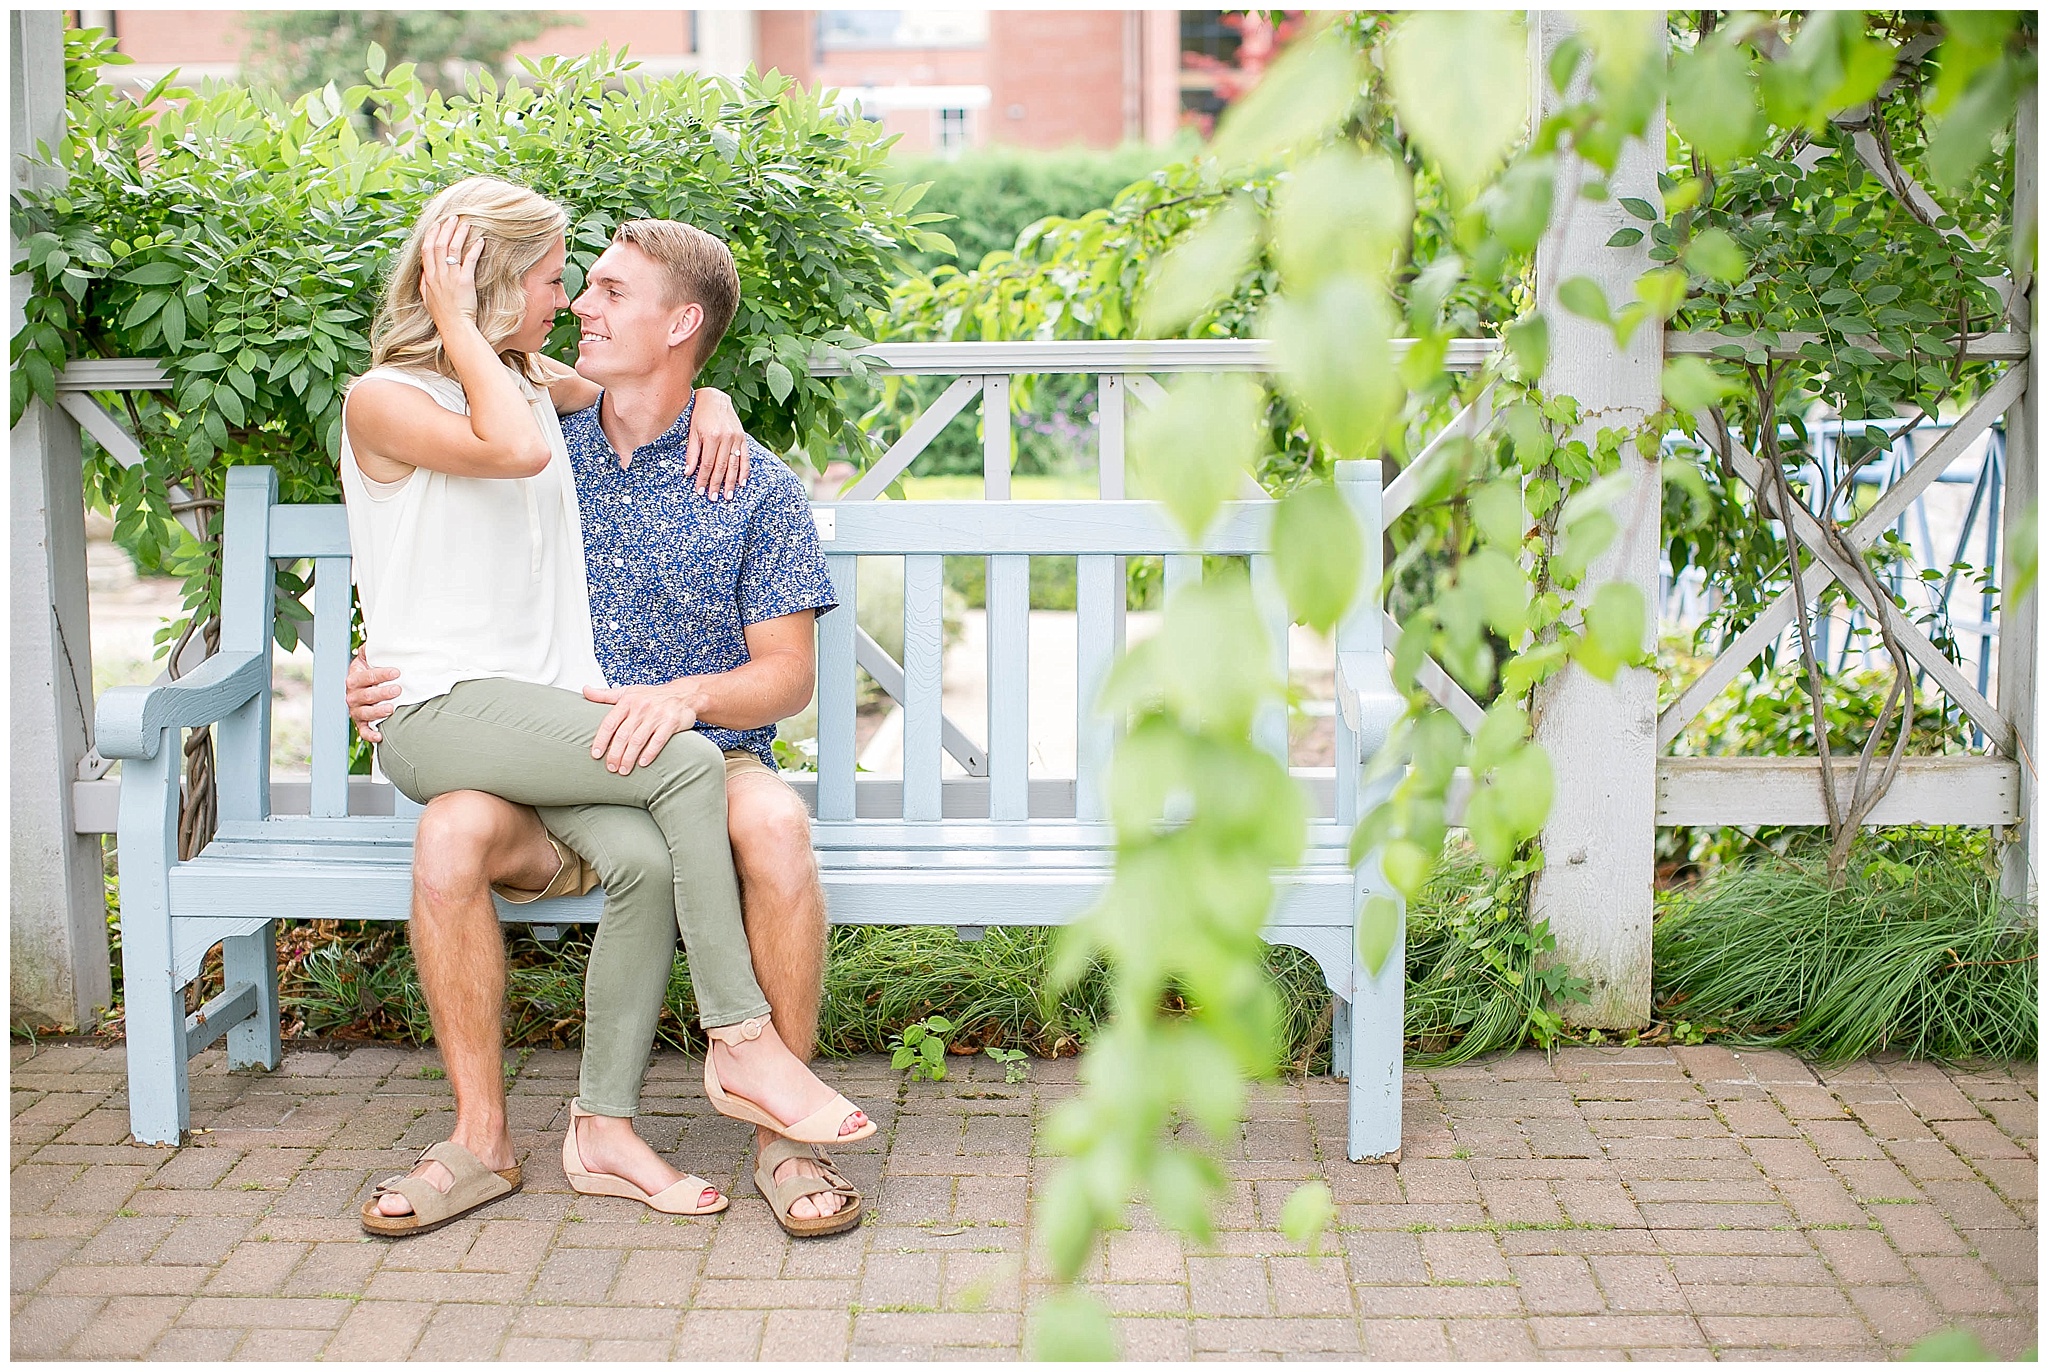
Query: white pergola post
1998 82 2036 910
1528 11 1664 1026
11 10 111 1028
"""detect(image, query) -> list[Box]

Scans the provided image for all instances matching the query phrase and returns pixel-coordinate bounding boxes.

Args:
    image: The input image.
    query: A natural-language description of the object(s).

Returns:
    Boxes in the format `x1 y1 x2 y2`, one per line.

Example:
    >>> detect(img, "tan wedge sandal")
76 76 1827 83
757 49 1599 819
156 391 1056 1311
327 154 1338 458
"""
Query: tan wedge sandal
561 1102 727 1216
703 1015 877 1145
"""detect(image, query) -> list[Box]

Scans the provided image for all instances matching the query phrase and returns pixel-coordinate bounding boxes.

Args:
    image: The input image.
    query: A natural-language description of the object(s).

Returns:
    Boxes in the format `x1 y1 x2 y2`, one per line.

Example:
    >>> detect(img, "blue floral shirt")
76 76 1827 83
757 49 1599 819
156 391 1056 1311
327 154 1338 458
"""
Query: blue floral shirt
563 394 838 768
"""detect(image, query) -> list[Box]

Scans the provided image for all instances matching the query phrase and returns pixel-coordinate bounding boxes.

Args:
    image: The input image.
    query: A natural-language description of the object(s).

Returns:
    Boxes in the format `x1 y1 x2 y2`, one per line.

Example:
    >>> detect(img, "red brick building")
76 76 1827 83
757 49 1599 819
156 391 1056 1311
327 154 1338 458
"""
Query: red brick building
81 9 1272 153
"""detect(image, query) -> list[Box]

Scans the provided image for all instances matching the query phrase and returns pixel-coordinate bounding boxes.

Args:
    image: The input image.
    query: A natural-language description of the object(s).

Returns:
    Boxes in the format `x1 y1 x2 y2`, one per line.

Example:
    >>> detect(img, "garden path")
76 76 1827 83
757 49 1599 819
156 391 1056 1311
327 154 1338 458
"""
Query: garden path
11 1040 2035 1360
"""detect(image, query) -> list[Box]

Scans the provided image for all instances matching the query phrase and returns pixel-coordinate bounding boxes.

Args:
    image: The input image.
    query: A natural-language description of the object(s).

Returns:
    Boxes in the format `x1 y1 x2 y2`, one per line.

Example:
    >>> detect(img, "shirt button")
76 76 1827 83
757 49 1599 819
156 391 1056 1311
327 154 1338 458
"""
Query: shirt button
613 557 625 568
623 496 632 504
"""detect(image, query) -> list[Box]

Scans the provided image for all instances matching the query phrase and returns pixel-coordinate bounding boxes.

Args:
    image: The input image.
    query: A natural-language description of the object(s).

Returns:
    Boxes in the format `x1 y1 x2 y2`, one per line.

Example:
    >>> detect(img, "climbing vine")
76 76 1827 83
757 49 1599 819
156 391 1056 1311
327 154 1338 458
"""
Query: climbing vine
999 11 2034 1355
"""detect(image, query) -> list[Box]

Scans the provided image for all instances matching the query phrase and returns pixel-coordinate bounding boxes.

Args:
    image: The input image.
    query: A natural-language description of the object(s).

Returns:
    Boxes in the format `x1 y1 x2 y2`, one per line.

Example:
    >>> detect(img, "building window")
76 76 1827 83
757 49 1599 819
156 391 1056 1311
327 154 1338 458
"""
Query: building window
818 10 987 53
937 106 969 153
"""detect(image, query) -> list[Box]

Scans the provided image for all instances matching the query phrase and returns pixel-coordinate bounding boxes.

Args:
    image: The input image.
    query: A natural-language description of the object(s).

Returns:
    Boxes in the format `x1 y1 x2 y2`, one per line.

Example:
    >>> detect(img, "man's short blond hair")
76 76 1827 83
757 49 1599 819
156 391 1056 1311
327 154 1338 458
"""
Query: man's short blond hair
612 219 740 365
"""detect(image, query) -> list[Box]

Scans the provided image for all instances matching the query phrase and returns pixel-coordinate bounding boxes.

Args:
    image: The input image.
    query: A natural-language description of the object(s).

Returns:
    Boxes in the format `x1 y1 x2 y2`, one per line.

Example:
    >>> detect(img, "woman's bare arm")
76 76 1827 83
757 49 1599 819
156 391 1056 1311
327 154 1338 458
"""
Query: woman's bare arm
346 217 552 483
531 351 602 416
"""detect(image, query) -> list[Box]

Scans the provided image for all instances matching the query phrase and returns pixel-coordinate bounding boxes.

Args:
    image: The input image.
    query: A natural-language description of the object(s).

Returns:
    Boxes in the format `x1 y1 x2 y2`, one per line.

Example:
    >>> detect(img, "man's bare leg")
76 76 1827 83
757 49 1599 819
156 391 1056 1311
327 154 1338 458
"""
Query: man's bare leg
377 794 714 1211
728 772 845 1222
375 792 555 1218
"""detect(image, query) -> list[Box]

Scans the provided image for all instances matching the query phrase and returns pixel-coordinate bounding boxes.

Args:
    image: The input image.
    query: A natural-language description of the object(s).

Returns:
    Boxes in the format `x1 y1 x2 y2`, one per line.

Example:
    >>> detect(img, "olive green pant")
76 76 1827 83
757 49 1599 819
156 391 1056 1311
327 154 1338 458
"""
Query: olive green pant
377 677 771 1118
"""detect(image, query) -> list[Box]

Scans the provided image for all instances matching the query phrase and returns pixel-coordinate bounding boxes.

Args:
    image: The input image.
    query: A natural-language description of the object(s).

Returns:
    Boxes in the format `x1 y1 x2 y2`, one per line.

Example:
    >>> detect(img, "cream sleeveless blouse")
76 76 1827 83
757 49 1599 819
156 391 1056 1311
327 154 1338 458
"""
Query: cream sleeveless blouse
338 365 606 708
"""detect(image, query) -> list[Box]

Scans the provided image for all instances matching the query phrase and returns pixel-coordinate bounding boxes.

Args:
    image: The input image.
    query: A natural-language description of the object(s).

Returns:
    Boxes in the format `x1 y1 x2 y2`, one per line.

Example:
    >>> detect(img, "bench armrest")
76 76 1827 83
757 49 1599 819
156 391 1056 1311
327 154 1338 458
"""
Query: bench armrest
1336 649 1405 762
96 651 268 760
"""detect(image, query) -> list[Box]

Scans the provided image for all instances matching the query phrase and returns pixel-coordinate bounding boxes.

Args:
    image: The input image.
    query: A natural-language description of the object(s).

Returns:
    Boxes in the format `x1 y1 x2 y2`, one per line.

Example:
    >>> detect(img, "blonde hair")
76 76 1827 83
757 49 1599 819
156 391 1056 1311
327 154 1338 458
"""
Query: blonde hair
370 176 568 383
612 219 741 365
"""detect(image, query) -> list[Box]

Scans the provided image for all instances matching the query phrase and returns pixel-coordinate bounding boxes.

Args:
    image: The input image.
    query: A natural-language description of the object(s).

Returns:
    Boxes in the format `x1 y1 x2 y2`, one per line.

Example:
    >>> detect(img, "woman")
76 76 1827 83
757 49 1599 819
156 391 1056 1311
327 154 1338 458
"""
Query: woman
342 176 868 1232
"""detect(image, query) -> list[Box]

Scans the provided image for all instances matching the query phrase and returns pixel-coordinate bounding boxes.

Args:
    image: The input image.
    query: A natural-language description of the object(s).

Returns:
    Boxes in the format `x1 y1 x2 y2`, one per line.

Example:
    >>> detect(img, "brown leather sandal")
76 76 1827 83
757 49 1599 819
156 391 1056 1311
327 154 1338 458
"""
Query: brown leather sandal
360 1140 521 1238
754 1138 863 1238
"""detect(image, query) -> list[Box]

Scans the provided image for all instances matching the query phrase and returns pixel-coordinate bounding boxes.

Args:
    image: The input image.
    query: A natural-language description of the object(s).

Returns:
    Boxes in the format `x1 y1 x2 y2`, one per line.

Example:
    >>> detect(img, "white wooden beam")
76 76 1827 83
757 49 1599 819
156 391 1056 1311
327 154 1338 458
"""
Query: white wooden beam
1666 330 2029 363
1656 756 2020 827
807 337 1499 377
1528 10 1663 1029
1997 79 2036 908
1384 385 1496 524
10 9 111 1029
836 375 981 503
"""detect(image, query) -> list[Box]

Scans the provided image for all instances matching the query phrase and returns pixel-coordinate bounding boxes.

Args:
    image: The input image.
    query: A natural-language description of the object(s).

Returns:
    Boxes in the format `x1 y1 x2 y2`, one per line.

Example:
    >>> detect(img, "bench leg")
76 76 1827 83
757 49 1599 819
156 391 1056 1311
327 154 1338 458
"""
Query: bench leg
1330 992 1353 1080
1345 937 1404 1164
223 923 280 1071
117 740 190 1145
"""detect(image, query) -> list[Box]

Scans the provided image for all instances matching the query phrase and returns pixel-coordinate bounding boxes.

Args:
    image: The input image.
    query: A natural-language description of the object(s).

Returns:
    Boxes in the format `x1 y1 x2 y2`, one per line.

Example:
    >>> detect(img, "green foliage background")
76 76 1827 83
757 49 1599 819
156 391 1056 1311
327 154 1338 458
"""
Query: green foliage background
12 34 944 643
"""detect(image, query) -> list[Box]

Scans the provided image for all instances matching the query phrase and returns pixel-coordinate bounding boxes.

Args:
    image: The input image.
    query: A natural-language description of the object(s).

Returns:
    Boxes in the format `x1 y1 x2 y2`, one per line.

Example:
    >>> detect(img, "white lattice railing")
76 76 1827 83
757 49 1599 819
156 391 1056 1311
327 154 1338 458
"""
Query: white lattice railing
59 330 2029 840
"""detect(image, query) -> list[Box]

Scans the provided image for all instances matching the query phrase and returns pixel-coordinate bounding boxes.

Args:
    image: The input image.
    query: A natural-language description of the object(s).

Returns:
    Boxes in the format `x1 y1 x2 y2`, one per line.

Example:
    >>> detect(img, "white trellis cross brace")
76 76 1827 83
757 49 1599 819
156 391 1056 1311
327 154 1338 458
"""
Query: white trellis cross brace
1656 364 2025 757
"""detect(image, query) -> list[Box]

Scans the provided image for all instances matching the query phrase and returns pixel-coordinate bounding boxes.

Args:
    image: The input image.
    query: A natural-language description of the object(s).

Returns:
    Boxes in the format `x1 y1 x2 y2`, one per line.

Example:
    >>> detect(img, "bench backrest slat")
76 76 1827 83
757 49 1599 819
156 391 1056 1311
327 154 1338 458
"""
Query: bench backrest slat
1331 462 1387 826
310 556 353 817
985 554 1031 822
817 554 859 821
1252 554 1291 765
1074 554 1120 822
218 467 279 823
901 554 946 821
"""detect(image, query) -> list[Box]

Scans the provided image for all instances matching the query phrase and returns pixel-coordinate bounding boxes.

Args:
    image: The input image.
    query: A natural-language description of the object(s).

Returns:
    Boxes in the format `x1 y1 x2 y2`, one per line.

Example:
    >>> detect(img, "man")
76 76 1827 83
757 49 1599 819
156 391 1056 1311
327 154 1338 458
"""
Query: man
350 219 857 1235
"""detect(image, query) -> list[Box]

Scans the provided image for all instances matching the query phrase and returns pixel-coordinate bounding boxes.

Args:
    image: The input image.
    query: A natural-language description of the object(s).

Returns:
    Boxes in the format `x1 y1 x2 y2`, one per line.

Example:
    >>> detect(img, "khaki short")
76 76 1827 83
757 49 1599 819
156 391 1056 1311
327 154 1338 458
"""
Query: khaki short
490 748 785 904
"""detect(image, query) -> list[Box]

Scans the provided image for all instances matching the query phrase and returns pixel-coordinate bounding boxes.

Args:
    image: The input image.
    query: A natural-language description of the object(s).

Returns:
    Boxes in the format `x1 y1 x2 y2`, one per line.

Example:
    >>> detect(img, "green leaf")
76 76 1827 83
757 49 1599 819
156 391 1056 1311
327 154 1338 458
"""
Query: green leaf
2006 501 2036 607
1271 480 1362 635
1577 581 1647 681
1618 197 1657 222
1926 59 2018 193
160 294 186 351
1661 357 1734 415
1265 279 1403 461
1138 197 1260 337
1279 1181 1334 1254
1357 894 1402 976
1274 149 1412 291
117 261 183 286
764 359 793 404
1505 315 1549 382
1464 742 1554 867
1668 35 1764 167
1605 227 1644 248
1027 1291 1118 1362
1388 10 1530 202
1684 228 1747 283
1557 276 1610 324
1461 548 1529 640
1130 372 1264 539
1208 33 1364 170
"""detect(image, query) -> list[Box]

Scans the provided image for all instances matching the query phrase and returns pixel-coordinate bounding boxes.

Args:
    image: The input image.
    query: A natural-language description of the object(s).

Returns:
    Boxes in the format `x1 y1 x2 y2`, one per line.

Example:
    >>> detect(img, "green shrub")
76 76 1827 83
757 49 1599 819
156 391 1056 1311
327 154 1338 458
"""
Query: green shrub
887 144 1175 275
14 32 942 640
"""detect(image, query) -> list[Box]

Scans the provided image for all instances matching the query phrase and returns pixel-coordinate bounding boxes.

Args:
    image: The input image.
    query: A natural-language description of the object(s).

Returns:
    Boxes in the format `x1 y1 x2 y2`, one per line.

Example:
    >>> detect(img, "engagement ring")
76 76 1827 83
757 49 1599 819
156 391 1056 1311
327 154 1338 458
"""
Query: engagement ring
445 257 458 265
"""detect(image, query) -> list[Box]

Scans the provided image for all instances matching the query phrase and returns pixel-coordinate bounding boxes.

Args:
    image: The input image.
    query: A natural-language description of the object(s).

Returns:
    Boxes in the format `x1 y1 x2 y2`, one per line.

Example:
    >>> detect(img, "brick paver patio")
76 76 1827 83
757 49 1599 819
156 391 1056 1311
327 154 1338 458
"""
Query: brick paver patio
10 1039 2036 1360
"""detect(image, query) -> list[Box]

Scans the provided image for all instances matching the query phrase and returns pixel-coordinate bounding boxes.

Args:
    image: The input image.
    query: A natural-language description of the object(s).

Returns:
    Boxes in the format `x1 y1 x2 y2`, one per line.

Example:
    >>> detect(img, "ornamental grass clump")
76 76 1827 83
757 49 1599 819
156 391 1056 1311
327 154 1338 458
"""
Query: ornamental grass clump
1653 859 2036 1062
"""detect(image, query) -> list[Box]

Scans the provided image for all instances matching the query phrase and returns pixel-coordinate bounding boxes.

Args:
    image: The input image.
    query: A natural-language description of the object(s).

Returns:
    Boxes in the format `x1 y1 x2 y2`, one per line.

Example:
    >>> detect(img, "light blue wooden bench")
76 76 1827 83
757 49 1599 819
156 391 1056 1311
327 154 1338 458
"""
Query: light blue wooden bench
99 461 1408 1159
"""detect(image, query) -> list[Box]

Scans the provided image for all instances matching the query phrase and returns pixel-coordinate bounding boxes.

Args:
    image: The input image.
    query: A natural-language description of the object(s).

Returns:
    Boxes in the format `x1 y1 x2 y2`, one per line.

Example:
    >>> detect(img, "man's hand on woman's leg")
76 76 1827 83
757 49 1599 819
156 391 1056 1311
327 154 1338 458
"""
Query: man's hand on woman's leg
376 791 557 1218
